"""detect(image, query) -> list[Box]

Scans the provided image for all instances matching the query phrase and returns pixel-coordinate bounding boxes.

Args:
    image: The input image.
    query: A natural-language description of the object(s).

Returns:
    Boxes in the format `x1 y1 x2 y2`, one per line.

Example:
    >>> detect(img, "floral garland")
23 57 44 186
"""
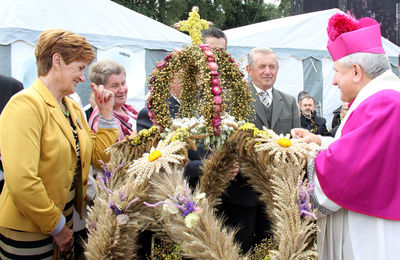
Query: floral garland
146 44 252 138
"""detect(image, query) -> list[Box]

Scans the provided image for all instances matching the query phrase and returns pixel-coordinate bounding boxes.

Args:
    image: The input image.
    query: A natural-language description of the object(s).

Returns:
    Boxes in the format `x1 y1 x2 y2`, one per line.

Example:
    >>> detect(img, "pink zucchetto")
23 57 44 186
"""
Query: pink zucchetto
327 13 385 61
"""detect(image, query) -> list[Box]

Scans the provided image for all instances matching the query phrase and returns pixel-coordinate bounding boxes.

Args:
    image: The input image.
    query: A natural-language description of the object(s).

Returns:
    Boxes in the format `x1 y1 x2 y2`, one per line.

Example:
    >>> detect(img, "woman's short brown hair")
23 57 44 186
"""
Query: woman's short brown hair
34 28 95 76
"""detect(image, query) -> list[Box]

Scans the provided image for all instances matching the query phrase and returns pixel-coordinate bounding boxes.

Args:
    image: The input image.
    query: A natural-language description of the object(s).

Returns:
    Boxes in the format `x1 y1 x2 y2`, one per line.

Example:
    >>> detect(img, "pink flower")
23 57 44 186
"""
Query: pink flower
156 60 166 70
211 78 220 85
204 50 213 57
212 85 222 95
212 117 221 127
173 48 182 54
213 95 222 105
194 206 203 215
213 126 221 136
146 102 152 109
148 110 154 119
214 104 222 113
207 56 215 62
210 71 219 77
208 62 218 71
149 77 155 84
199 44 210 49
164 54 173 61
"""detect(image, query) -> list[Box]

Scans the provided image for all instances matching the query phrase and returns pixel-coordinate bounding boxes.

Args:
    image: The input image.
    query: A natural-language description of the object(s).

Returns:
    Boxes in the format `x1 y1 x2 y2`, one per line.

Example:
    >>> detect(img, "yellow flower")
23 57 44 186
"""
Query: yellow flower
239 122 257 131
168 127 190 143
184 212 200 228
239 123 270 137
277 138 292 148
148 150 162 162
177 6 209 44
129 126 159 145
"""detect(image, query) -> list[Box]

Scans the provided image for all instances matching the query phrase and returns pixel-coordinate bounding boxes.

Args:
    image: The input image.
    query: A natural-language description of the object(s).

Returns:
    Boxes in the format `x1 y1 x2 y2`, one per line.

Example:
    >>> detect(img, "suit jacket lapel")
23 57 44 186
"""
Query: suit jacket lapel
270 88 283 130
250 83 269 128
168 94 180 119
32 79 76 154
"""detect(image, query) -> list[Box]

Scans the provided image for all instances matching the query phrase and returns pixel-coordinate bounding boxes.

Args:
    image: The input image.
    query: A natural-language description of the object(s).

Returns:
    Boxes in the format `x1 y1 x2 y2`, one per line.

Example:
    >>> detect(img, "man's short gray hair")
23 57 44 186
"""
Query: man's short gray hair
89 60 126 86
338 53 390 79
248 47 278 69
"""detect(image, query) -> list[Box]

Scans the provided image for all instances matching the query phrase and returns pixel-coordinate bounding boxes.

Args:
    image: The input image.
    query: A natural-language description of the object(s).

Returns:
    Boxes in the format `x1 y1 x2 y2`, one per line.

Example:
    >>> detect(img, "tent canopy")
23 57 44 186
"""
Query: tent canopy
0 0 190 109
225 8 400 66
0 0 190 51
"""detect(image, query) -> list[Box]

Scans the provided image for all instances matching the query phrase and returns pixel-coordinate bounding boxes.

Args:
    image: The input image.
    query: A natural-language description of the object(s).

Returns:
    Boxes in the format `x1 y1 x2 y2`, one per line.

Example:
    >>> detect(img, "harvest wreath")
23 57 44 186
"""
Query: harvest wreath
84 7 318 260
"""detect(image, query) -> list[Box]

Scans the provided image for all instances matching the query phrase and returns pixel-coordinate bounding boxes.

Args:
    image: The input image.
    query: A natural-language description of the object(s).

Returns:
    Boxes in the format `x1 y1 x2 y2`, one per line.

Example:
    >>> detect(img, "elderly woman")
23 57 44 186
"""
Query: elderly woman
0 29 118 259
88 60 138 141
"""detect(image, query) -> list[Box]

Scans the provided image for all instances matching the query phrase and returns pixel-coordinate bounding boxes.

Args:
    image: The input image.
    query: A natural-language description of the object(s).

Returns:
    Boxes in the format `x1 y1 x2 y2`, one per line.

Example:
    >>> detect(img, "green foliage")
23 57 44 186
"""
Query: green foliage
112 0 291 30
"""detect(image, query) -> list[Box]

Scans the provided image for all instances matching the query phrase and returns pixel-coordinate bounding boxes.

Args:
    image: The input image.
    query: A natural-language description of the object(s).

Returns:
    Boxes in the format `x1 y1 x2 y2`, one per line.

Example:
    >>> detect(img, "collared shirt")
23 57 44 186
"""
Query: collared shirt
253 84 273 107
253 84 273 100
170 93 180 104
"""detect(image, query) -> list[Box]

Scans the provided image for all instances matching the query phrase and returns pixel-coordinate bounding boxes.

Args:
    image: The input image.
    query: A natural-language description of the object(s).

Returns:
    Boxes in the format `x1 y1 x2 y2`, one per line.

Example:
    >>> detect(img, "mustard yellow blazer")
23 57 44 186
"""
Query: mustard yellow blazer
0 78 118 234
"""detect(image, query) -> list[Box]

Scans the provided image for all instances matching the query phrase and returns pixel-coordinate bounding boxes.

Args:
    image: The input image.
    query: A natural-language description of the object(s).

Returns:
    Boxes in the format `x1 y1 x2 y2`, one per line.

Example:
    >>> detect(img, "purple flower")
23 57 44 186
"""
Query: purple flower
144 181 198 218
110 202 123 215
183 201 196 216
298 181 316 219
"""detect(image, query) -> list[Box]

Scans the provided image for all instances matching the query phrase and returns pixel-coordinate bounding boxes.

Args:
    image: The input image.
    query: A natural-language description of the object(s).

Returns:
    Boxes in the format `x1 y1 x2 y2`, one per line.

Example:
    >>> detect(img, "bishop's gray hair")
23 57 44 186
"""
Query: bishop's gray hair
338 52 390 79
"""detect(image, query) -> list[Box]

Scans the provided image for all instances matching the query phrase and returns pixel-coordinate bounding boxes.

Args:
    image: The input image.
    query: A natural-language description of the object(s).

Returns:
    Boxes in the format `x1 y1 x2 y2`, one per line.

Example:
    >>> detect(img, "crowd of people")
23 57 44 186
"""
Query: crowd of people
0 12 399 260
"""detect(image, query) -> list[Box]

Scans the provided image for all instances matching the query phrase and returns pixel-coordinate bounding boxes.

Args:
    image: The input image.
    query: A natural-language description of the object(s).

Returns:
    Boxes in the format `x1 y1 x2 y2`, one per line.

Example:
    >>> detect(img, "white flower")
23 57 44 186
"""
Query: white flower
161 199 179 216
127 141 187 185
116 214 129 225
184 212 200 228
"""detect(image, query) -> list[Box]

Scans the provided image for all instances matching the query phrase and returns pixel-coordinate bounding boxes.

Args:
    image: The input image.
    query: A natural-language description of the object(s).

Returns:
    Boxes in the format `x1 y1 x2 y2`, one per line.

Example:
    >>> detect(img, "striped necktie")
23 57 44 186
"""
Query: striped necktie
259 91 272 107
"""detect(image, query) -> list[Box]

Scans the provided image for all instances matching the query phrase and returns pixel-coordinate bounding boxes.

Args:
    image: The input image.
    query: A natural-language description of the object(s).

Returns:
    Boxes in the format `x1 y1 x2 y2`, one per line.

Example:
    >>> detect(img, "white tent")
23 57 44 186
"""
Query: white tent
225 8 400 129
0 0 190 109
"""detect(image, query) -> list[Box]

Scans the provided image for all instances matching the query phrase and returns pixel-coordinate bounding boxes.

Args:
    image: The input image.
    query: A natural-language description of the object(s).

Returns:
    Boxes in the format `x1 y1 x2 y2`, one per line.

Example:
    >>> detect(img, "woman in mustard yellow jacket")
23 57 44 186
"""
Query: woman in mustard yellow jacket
0 29 119 259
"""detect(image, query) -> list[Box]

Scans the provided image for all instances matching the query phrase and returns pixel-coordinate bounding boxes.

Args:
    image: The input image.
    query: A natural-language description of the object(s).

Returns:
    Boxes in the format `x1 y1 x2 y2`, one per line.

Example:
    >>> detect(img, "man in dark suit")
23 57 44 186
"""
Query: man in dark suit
247 47 300 134
299 95 330 136
220 47 300 252
0 74 24 193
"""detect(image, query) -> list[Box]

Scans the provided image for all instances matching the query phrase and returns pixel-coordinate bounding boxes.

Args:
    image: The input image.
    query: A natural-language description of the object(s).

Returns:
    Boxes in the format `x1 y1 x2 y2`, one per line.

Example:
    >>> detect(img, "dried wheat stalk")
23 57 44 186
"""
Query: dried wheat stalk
146 168 247 260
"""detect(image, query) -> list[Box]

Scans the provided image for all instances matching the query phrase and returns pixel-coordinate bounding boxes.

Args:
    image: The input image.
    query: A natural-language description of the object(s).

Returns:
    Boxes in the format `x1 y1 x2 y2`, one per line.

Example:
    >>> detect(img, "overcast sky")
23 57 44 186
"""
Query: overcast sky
264 0 281 5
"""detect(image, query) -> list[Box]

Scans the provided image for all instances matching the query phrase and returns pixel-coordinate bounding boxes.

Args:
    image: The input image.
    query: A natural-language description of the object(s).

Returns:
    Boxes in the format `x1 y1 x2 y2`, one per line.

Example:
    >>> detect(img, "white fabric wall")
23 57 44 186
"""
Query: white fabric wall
274 56 304 100
11 41 36 87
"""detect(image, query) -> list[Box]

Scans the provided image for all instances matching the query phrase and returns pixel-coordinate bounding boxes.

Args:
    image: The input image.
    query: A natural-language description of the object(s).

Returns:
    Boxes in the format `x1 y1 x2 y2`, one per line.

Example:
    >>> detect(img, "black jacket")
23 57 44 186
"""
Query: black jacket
300 112 330 136
0 75 24 114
